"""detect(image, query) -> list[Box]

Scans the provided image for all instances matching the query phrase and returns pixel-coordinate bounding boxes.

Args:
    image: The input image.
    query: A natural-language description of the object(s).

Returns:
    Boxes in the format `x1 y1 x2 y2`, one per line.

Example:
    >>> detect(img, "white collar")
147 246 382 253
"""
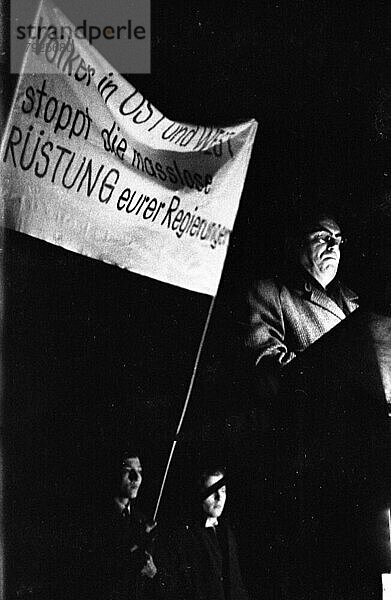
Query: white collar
114 498 131 512
205 517 218 528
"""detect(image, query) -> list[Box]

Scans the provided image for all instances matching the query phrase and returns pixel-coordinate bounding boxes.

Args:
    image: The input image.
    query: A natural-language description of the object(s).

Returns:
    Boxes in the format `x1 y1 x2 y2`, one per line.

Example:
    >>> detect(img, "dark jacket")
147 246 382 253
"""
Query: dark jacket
80 500 156 600
245 270 359 368
157 519 249 600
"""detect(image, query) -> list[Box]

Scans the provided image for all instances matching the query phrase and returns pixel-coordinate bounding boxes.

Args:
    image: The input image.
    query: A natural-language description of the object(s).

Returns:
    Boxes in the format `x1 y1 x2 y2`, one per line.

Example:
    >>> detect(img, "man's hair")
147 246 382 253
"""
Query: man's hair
197 466 226 492
118 449 141 466
291 210 341 242
303 212 340 234
282 209 343 267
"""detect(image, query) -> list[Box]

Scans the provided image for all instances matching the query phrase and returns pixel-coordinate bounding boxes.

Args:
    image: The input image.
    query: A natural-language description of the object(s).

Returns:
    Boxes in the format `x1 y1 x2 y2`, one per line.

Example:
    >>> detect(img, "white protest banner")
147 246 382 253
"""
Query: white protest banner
1 0 258 296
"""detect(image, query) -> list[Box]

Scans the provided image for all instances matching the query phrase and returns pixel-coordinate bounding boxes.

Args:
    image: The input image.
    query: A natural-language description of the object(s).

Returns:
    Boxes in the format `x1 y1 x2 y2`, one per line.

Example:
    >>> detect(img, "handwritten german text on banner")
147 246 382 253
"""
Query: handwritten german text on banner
2 0 258 295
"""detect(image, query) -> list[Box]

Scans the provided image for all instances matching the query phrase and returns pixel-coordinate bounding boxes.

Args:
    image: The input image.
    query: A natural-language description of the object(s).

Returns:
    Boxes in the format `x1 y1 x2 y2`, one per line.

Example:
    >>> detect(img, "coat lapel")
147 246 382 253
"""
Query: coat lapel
288 269 359 321
343 288 359 314
308 287 347 320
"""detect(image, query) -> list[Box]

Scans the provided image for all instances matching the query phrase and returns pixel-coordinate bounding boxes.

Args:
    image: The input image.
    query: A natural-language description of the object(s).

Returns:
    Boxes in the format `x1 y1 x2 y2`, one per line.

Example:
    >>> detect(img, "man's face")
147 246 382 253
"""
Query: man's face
202 473 226 519
119 456 142 499
299 217 343 287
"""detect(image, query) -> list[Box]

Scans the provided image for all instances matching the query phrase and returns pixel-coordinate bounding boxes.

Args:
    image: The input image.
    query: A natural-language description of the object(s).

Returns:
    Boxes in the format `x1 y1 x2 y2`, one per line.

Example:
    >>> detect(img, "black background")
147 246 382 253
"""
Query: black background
2 1 391 598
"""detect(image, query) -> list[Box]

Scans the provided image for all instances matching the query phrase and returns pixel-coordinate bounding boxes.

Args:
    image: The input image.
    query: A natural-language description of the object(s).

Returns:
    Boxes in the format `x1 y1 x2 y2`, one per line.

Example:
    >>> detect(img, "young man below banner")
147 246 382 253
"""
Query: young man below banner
157 466 249 600
82 451 157 600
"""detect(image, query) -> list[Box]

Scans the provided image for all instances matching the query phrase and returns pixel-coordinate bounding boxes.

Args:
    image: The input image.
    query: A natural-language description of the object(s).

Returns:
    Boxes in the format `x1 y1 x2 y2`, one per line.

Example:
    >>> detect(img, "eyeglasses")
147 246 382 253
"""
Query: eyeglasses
308 232 346 247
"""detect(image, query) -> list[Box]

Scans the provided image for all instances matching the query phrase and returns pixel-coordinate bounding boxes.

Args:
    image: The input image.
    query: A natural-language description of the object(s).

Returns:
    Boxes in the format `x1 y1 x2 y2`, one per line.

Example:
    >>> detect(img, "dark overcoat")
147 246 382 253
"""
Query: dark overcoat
78 501 156 600
157 520 249 600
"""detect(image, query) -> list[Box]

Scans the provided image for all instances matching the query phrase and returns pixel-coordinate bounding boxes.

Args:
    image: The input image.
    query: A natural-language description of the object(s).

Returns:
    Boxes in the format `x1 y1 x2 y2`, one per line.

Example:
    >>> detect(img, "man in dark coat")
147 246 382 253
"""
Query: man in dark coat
84 452 157 600
157 467 249 600
245 214 359 372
